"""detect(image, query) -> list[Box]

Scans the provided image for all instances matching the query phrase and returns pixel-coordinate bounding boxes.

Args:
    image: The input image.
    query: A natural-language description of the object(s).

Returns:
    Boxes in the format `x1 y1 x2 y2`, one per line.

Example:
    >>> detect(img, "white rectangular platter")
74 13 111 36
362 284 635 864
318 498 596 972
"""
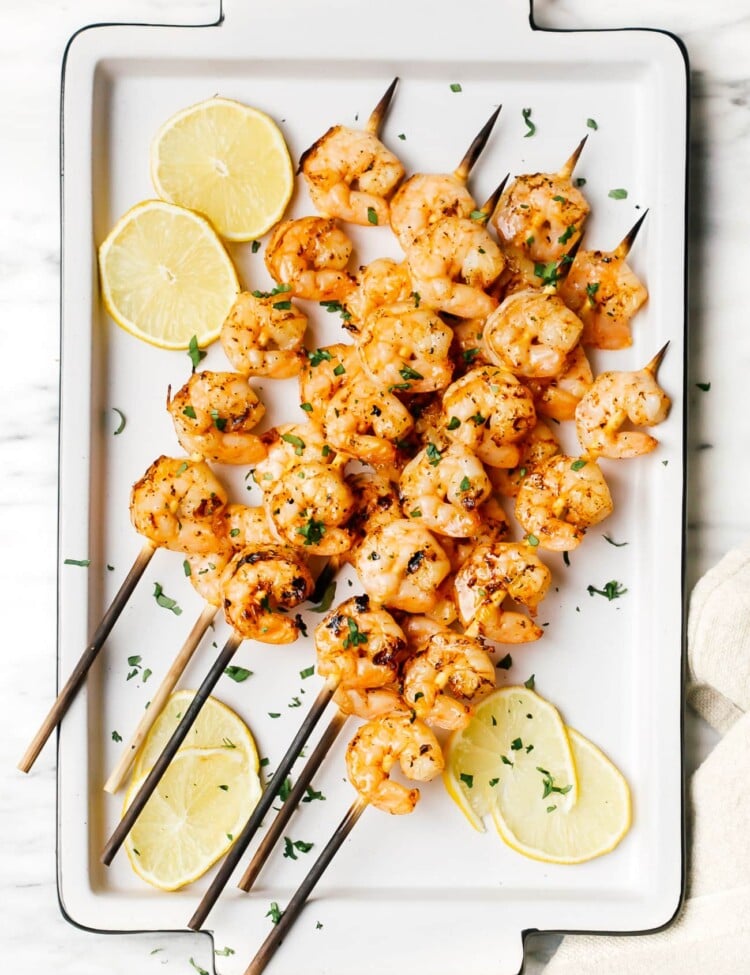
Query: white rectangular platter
56 2 687 973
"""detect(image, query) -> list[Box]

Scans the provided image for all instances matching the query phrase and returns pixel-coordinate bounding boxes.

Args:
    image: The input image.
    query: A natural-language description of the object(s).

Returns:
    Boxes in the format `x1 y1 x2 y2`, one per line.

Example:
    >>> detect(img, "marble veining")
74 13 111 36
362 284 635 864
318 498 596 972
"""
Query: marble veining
0 0 737 972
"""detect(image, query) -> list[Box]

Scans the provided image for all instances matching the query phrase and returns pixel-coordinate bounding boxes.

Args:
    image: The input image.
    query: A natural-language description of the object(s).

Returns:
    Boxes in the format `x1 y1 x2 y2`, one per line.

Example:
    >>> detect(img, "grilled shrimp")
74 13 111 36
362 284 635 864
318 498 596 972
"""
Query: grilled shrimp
489 421 561 498
353 519 452 613
345 713 444 814
264 461 355 556
357 301 454 394
298 343 357 426
514 454 614 551
221 545 314 643
345 258 413 325
322 360 414 466
252 423 337 487
333 685 404 720
343 471 401 561
483 290 583 379
439 494 512 571
398 443 491 537
454 540 551 643
314 595 409 689
402 631 496 729
211 503 278 553
130 456 228 555
442 366 537 468
265 216 356 302
526 344 593 422
559 215 649 350
575 347 671 459
492 138 590 263
299 78 405 226
183 551 231 606
390 173 476 250
167 371 266 466
405 215 504 319
220 290 307 379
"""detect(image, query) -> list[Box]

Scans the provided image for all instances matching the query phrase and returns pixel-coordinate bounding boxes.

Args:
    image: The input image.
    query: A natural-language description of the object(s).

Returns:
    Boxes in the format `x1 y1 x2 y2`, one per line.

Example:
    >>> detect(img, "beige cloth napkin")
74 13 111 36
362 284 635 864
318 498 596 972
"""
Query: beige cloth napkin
544 539 750 974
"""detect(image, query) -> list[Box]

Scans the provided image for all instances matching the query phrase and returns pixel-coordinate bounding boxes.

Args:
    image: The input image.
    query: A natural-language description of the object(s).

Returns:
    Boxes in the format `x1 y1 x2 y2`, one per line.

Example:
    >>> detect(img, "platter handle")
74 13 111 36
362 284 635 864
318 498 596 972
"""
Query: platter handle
218 0 535 48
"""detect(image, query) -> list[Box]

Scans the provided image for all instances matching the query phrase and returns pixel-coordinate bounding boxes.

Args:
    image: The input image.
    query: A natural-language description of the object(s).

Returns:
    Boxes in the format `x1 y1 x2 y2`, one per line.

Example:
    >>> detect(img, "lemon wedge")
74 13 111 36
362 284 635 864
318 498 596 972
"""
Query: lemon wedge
134 689 259 779
444 686 578 832
123 746 261 891
98 199 240 349
492 728 631 864
150 96 293 241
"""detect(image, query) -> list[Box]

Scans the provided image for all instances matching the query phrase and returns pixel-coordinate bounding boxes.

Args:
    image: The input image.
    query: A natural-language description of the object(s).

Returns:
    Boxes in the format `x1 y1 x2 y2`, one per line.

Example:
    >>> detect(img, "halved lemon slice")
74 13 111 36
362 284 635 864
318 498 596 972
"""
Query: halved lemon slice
124 746 261 891
150 97 293 241
444 686 578 832
134 690 259 780
98 199 240 349
492 728 631 864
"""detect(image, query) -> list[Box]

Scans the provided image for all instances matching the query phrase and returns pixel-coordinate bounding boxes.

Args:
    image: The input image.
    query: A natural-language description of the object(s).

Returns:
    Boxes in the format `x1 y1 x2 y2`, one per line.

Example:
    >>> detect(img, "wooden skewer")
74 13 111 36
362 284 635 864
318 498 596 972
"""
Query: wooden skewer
453 105 502 183
100 629 243 865
615 208 649 259
103 603 219 794
237 709 348 892
18 540 156 773
188 678 338 931
645 341 670 376
243 798 368 975
559 134 588 179
365 77 399 135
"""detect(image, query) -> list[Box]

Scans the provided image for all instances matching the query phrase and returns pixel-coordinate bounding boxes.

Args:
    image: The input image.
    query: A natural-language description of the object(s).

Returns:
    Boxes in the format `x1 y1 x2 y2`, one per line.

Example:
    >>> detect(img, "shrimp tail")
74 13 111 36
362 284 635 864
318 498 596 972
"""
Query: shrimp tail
479 174 510 221
366 77 400 135
645 341 670 377
616 208 649 259
454 105 502 182
558 134 588 179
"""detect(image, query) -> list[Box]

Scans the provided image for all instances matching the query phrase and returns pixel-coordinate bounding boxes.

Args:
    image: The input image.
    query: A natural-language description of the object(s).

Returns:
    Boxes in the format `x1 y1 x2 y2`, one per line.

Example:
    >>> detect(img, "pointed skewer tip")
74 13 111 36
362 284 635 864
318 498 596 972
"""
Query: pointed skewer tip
480 174 510 218
559 134 588 179
616 208 649 258
454 105 502 183
645 341 670 376
366 77 400 135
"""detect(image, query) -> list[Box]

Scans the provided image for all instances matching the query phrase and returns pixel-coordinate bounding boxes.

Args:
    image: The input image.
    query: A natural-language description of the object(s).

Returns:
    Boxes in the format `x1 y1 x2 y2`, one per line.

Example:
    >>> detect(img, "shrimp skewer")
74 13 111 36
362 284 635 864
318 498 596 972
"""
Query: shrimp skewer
389 105 502 249
18 456 229 773
101 544 315 865
300 78 405 226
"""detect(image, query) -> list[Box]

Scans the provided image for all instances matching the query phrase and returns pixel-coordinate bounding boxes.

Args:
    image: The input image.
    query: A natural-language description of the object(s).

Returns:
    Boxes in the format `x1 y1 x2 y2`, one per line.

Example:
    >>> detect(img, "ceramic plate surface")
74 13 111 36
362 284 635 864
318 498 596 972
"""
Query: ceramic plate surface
57 3 687 972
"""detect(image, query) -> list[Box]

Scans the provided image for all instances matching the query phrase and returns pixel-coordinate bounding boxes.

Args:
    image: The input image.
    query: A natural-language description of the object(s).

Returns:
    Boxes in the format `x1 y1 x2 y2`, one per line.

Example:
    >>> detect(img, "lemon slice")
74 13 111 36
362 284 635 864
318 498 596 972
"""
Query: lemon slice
150 97 293 241
134 690 259 779
124 747 262 890
492 728 631 864
98 199 240 349
444 686 578 832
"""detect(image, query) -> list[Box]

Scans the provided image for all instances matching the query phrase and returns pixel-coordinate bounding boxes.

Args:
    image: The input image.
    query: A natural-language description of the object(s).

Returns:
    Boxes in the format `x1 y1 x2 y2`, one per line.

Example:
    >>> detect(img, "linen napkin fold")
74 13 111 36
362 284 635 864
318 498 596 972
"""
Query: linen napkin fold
543 539 750 975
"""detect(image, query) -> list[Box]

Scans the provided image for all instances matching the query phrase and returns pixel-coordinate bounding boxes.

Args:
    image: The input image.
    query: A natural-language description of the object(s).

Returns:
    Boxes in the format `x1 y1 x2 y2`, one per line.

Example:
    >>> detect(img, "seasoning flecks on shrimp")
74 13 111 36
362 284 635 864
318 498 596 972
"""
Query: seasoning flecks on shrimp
300 79 405 227
559 212 649 350
575 344 671 459
345 712 444 814
514 454 614 551
167 371 266 465
264 461 355 556
398 442 491 538
442 366 537 469
298 343 357 426
212 503 279 551
492 136 590 263
525 344 594 422
129 456 229 555
345 257 414 327
356 300 455 394
314 595 409 690
482 289 584 380
252 423 338 487
389 106 501 249
221 544 314 643
352 519 452 613
342 471 401 562
489 420 561 498
265 216 356 302
220 290 307 379
454 540 551 643
402 630 496 730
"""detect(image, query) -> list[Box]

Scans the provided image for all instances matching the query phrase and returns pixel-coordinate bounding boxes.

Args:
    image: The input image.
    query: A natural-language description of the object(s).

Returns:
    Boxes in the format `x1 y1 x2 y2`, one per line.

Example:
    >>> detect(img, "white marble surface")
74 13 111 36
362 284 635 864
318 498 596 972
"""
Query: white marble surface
0 0 738 972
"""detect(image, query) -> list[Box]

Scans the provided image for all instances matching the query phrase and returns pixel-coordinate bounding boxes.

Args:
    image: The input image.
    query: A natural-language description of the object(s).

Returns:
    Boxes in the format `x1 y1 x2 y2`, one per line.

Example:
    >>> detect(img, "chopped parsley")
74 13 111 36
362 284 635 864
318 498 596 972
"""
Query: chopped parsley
189 960 209 975
447 416 461 431
608 187 628 200
367 206 379 225
558 225 576 245
224 665 253 682
696 382 711 392
524 674 536 690
64 558 90 567
343 617 368 649
281 432 306 455
112 407 126 435
152 582 182 615
496 653 512 670
510 738 523 751
587 580 627 601
586 118 598 130
400 364 424 381
522 107 536 137
319 300 352 323
426 442 442 466
252 283 291 299
459 476 471 491
501 755 514 767
300 665 315 679
183 559 192 576
307 347 333 367
527 534 539 547
215 946 235 957
188 335 207 371
460 772 474 788
462 347 481 363
296 516 326 546
251 240 261 253
470 209 487 222
302 785 326 802
182 404 197 419
283 837 314 859
536 767 573 800
333 362 346 377
450 82 462 92
586 281 600 300
603 535 628 547
111 730 122 742
210 410 226 432
266 902 283 925
570 459 587 471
